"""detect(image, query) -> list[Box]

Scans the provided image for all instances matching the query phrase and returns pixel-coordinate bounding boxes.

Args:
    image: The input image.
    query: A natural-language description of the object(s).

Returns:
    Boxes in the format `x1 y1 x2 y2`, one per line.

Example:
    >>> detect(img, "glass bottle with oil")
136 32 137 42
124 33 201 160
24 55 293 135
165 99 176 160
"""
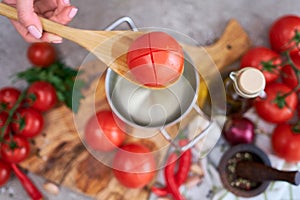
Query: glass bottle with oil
224 67 266 116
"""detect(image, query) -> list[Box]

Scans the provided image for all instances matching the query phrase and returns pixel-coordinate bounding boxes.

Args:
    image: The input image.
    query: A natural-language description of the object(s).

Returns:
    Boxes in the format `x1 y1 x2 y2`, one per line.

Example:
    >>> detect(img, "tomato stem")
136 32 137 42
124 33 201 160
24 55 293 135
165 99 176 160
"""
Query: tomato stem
260 59 281 74
291 121 300 134
272 50 300 107
0 91 26 139
283 51 300 92
292 30 300 50
285 30 300 52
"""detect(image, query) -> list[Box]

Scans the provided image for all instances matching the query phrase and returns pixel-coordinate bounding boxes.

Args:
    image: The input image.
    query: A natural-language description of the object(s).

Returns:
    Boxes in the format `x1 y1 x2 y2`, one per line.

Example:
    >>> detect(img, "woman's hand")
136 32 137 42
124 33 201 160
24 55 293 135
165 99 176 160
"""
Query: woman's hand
3 0 78 43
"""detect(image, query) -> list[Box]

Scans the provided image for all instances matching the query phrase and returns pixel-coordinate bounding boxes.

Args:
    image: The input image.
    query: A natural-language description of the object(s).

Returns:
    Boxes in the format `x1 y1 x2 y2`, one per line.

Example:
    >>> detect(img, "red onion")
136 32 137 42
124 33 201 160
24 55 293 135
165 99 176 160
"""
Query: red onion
222 117 255 145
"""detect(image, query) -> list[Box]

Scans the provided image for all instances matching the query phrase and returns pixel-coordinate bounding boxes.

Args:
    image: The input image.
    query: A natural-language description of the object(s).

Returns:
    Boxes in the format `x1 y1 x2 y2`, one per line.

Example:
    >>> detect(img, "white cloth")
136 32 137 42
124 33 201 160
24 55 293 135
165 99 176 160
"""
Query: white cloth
150 108 300 200
198 108 300 200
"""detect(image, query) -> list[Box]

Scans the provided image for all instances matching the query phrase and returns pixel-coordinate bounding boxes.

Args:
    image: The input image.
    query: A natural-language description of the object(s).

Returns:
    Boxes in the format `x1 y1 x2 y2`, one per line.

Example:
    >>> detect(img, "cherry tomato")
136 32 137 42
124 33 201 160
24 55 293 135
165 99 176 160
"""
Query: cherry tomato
27 81 57 112
127 32 184 87
27 42 56 67
112 143 156 188
240 47 282 83
254 83 298 123
0 160 11 186
272 123 300 162
1 135 30 163
84 110 126 152
11 108 44 138
0 87 21 110
0 112 10 136
281 51 300 89
269 15 300 53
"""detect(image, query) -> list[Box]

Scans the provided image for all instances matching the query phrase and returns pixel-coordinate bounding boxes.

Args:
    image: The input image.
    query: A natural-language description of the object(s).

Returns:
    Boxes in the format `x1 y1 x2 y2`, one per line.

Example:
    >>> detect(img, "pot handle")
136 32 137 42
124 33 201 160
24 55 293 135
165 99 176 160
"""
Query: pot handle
160 104 221 155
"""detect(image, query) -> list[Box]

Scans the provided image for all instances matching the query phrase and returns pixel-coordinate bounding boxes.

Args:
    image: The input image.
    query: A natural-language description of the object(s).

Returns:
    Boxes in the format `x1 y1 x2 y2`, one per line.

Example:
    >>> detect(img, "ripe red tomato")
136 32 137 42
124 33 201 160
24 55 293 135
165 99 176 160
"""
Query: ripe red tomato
0 160 11 186
11 108 44 138
1 135 30 163
281 51 300 89
240 47 282 83
0 112 10 136
27 81 57 112
127 32 184 87
84 110 126 152
269 15 300 53
0 87 21 109
272 123 300 162
112 143 156 188
27 42 56 67
254 83 298 123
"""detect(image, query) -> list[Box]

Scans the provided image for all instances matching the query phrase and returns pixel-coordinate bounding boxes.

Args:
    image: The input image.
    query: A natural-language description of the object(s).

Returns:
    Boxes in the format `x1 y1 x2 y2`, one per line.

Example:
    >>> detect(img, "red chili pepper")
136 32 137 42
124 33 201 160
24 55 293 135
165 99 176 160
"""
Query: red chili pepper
151 185 169 196
11 164 43 200
164 153 185 200
176 140 192 186
151 139 192 198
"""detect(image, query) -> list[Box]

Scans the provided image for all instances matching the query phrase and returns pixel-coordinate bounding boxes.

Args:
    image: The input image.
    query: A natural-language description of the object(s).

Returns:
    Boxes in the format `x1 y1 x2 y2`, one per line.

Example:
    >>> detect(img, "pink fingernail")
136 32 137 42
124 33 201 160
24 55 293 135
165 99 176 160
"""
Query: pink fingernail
27 25 42 39
51 40 63 44
68 8 78 19
63 0 70 4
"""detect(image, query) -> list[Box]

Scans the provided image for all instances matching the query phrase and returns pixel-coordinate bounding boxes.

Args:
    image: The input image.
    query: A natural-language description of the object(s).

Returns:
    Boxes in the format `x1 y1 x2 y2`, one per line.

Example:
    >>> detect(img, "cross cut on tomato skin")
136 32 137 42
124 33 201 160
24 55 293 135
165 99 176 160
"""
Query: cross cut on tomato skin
127 32 184 87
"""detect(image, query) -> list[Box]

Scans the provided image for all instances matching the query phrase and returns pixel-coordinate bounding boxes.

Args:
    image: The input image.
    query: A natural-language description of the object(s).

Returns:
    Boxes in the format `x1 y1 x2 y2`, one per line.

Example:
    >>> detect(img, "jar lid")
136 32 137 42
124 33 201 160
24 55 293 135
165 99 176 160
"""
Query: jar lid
230 67 266 98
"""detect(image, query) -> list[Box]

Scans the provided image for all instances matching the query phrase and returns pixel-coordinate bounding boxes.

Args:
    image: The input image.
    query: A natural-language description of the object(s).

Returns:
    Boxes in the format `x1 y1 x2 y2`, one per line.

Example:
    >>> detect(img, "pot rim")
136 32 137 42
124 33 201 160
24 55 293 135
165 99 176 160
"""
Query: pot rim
104 54 200 130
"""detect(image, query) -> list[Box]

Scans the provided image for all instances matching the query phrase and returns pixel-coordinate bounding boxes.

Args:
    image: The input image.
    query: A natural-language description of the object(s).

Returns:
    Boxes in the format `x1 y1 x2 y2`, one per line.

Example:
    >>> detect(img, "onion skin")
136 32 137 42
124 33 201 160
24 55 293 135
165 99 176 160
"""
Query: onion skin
222 117 255 145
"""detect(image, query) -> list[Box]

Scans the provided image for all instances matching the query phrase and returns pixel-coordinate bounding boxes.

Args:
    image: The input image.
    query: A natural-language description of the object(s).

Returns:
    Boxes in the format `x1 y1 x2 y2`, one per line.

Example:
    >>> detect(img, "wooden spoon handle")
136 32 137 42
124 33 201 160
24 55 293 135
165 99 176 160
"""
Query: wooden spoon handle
0 2 17 20
236 161 300 185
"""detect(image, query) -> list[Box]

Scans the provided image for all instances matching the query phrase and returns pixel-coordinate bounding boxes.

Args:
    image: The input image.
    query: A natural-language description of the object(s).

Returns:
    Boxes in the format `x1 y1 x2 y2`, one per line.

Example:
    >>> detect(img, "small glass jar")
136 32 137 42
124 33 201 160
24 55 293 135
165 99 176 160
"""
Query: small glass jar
224 67 266 116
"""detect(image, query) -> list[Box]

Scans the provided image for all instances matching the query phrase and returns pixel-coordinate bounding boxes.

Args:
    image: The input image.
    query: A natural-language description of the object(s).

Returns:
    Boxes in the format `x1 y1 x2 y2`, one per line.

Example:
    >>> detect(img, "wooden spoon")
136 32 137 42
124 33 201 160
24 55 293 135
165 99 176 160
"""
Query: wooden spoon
0 2 143 82
0 2 250 86
236 161 300 186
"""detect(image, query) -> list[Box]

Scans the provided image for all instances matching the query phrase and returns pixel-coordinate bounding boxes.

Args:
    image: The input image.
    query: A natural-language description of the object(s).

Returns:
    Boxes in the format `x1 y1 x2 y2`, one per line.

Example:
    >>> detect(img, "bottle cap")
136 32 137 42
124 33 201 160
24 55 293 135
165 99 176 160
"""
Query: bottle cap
229 67 266 98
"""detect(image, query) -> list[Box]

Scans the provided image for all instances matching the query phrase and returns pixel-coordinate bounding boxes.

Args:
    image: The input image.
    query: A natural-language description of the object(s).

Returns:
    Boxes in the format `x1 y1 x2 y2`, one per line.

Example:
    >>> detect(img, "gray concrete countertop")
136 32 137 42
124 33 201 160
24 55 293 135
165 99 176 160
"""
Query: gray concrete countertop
0 0 299 199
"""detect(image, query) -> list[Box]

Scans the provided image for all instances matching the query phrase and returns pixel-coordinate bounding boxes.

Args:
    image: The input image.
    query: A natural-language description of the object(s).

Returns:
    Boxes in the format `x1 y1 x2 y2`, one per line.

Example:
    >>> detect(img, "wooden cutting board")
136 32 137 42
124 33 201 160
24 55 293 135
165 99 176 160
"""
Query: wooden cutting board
19 19 251 200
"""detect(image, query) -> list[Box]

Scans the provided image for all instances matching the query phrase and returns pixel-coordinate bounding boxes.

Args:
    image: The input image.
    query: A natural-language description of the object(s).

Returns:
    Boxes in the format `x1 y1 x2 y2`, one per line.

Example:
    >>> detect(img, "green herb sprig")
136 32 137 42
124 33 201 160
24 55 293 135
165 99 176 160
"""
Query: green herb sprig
15 61 85 113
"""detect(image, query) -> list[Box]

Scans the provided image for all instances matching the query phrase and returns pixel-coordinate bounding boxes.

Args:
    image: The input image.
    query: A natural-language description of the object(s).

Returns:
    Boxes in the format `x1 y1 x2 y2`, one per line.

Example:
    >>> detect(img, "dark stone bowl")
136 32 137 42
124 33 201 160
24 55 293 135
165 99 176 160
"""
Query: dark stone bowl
218 144 271 198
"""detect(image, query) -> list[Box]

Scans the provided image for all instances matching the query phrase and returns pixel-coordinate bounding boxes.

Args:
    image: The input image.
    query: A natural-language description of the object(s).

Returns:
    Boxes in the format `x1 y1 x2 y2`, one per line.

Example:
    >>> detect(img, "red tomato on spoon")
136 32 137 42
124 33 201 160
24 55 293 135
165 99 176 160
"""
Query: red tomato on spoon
127 32 184 87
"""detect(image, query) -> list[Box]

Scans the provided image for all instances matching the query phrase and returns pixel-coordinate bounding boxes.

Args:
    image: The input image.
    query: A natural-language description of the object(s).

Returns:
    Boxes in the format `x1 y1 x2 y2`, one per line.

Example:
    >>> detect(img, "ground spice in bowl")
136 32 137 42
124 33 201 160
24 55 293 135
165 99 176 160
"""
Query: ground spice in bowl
226 152 260 191
218 144 271 197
